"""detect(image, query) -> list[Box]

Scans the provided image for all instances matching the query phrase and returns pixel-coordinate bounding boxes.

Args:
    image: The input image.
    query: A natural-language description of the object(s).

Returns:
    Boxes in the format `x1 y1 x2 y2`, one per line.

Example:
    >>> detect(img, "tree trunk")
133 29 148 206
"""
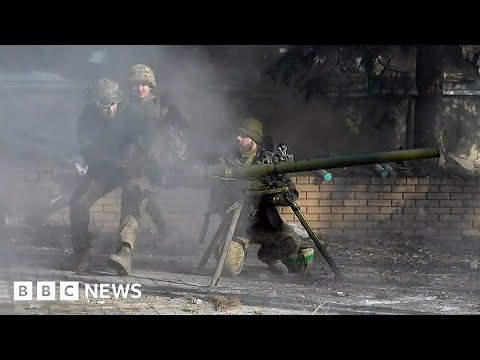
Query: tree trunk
414 45 444 148
413 45 444 173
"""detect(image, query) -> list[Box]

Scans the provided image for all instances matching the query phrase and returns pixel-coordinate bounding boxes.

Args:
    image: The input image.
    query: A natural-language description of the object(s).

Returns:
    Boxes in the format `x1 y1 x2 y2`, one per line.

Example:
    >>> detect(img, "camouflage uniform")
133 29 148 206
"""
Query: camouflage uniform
69 78 151 274
116 64 191 248
213 118 315 277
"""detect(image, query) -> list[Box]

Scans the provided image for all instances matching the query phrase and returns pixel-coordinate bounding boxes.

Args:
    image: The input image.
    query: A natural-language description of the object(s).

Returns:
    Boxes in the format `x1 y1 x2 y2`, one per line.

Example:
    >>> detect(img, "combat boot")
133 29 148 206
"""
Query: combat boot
62 248 91 273
267 260 289 276
108 245 133 276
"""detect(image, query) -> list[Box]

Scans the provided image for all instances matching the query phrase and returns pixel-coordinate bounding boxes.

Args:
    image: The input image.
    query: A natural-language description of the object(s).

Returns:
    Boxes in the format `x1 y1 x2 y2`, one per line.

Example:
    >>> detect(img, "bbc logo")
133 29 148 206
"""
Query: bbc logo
13 281 142 301
14 281 79 301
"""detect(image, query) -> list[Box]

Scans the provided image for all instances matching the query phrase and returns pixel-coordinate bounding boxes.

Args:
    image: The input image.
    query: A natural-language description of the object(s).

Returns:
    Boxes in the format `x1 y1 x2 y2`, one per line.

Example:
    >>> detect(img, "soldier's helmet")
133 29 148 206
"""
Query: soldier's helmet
128 64 156 87
86 78 123 107
238 117 263 144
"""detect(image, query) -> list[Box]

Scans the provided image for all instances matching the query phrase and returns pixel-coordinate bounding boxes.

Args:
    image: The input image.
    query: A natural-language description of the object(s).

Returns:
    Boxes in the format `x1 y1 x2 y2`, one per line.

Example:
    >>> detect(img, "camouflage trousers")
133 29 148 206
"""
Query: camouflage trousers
216 222 312 276
69 175 168 253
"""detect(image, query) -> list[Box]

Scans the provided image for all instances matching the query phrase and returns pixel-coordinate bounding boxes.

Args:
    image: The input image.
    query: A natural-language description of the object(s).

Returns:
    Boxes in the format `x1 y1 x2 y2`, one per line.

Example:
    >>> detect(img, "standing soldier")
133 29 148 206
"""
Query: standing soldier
112 64 190 249
68 78 151 273
211 117 315 276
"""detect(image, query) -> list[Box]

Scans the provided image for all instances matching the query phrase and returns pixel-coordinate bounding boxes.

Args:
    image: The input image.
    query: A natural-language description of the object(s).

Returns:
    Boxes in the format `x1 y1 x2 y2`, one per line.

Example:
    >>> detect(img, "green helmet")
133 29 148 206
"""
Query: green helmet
128 64 156 87
86 78 123 107
238 117 263 144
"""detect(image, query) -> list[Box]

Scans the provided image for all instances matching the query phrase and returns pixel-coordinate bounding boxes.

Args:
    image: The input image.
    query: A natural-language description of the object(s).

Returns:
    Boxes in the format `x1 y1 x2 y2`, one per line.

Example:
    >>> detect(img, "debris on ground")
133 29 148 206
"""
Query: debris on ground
209 295 243 312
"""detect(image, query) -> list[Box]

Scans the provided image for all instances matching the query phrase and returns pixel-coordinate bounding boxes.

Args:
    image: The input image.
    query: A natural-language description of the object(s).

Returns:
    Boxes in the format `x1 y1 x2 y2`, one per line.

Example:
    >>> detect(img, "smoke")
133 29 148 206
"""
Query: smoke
0 45 251 275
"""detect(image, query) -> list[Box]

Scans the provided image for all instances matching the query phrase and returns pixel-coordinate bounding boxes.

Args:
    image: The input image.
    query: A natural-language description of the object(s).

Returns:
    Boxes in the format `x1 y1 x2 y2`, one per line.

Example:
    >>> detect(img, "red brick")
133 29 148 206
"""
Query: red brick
368 214 392 221
368 185 392 192
354 221 376 228
296 185 320 192
356 207 379 214
392 214 416 222
331 221 354 228
450 208 474 215
330 192 355 199
303 213 319 221
308 221 331 229
415 200 439 207
319 200 343 206
307 206 331 214
380 206 404 214
306 192 330 199
392 185 416 192
450 193 474 200
402 221 426 228
355 192 379 199
319 214 343 221
367 200 391 207
403 193 426 200
344 214 368 221
331 207 355 214
463 215 480 221
415 214 439 221
344 199 367 206
424 208 450 215
440 186 463 192
378 192 402 200
344 185 369 192
427 193 450 200
439 200 463 207
297 199 319 207
463 229 480 236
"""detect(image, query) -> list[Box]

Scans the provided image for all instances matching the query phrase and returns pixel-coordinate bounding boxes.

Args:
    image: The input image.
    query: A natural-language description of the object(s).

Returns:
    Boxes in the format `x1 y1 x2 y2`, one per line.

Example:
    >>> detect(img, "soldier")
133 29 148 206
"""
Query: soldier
68 78 153 274
111 64 190 249
212 117 315 276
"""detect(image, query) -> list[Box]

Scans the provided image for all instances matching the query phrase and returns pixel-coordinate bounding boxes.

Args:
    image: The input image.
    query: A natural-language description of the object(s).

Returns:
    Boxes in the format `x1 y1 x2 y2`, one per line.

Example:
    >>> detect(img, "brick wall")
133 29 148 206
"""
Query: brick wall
279 176 480 241
48 176 480 241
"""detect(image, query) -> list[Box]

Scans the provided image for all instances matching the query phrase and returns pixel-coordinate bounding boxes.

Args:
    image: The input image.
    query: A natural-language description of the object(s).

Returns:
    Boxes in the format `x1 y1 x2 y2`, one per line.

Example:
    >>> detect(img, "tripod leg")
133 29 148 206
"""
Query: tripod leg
285 195 343 280
198 213 210 244
210 202 244 287
197 211 232 270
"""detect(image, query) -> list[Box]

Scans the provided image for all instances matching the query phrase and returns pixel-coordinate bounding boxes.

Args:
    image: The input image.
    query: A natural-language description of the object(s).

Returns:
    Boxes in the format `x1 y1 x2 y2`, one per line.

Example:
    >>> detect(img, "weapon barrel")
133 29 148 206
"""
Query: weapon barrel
207 147 440 180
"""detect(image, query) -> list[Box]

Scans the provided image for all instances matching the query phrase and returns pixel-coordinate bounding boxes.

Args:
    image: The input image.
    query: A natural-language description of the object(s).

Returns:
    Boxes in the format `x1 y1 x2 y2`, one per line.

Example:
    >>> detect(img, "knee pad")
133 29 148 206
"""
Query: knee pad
215 237 249 277
282 246 315 273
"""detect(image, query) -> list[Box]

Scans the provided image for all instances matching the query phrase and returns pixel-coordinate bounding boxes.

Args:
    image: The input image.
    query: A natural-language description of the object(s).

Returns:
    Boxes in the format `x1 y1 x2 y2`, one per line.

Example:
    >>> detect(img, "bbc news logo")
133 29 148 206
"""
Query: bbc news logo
13 281 142 301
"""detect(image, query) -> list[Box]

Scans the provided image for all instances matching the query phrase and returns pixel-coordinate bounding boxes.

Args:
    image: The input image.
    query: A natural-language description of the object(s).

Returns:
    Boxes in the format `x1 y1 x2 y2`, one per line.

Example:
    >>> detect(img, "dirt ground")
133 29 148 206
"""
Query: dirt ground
2 222 480 315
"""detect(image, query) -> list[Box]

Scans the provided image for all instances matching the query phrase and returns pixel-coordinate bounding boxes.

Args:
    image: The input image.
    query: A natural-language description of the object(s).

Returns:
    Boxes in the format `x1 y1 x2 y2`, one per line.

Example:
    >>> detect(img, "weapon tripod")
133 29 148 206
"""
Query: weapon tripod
197 189 343 288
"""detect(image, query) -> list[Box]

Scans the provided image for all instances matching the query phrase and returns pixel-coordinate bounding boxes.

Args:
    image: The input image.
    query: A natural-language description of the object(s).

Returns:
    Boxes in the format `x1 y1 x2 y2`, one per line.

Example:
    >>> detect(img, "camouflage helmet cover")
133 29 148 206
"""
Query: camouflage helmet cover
238 117 263 144
128 64 156 87
86 78 123 107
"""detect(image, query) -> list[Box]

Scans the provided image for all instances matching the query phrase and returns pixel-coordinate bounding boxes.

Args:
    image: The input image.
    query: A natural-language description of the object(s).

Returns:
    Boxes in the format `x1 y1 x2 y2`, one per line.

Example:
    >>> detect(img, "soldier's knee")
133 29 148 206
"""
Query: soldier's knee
216 238 249 277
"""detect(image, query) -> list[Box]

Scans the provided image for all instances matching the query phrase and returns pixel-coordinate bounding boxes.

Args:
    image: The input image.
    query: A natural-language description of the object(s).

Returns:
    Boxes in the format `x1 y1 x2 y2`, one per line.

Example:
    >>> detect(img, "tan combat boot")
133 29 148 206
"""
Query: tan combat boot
108 245 133 276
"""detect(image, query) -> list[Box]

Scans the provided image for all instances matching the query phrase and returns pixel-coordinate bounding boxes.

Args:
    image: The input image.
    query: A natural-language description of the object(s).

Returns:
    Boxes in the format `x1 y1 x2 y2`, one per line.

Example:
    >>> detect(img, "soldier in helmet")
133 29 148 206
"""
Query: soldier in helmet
107 64 190 253
68 78 154 273
211 117 315 277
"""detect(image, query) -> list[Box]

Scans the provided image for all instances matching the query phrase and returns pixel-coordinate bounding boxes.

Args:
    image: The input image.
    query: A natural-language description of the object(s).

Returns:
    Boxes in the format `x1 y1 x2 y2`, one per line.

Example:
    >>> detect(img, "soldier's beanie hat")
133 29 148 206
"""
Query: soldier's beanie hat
238 117 263 144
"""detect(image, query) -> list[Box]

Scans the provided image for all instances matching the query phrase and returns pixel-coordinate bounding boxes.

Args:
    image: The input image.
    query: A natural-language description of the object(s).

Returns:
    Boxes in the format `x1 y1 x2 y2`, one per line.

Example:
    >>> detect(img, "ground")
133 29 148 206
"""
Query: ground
1 221 480 315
